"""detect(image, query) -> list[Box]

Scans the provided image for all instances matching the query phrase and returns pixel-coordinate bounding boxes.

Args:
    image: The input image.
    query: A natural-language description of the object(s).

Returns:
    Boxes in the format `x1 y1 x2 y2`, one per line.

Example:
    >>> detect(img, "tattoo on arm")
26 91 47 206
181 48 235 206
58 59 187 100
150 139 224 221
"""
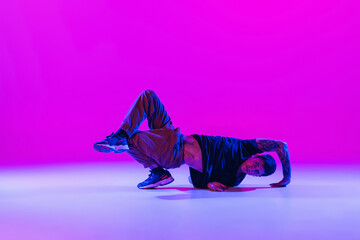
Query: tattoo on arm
256 139 291 180
256 139 283 152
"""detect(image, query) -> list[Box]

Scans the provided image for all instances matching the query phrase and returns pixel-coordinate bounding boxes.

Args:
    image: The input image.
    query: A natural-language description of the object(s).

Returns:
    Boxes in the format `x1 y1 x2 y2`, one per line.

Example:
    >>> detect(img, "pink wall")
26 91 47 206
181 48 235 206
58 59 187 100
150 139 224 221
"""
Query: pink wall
1 0 359 165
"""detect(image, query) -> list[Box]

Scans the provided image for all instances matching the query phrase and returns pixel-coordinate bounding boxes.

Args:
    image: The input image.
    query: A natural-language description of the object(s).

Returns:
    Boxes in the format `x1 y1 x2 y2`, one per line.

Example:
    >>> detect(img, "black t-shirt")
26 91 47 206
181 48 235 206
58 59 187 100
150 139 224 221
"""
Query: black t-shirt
189 134 262 189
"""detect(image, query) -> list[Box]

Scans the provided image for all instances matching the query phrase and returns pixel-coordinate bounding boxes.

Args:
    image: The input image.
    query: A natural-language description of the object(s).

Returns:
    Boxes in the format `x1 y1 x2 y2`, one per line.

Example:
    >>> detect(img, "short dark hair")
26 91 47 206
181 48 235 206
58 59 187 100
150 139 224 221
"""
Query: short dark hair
257 154 276 176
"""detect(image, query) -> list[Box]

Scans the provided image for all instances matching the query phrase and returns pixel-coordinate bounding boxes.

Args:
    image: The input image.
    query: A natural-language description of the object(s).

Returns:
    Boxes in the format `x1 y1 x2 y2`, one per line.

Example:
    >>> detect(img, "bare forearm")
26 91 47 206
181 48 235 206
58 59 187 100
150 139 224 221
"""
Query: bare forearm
276 143 291 180
256 139 291 180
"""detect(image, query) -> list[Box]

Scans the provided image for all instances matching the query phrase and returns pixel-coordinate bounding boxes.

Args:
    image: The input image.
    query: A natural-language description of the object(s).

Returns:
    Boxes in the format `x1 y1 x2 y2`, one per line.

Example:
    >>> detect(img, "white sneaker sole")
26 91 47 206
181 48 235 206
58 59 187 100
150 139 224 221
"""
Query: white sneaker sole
109 145 129 151
94 143 129 153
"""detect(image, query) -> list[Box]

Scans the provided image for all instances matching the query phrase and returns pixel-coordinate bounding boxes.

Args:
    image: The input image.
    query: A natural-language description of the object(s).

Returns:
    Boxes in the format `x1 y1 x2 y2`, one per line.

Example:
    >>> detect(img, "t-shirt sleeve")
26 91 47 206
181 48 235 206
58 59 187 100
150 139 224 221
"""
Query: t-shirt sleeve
189 167 208 189
189 134 211 189
241 139 262 158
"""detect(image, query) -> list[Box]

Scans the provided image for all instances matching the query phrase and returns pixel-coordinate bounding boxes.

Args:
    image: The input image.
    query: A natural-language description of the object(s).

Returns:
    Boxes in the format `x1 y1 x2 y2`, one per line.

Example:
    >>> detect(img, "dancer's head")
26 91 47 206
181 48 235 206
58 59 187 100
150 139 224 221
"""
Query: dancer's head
240 154 276 176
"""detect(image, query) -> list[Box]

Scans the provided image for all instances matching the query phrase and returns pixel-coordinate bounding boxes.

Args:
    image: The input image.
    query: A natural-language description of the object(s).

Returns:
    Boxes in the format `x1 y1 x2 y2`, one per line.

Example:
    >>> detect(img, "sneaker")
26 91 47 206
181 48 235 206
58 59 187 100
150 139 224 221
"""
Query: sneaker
137 170 174 189
93 132 129 153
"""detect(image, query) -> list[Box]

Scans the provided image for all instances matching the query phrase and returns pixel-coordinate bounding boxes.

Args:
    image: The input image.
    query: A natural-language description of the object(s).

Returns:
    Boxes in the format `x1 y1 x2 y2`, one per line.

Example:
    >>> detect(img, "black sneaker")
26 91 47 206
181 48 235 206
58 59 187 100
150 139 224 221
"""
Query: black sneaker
93 132 129 153
137 170 174 189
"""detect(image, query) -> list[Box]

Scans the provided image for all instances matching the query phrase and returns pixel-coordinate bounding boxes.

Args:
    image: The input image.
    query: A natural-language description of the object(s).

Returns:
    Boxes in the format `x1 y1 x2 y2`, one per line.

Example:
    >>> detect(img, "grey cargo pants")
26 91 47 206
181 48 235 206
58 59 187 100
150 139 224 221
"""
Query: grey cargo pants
120 90 185 169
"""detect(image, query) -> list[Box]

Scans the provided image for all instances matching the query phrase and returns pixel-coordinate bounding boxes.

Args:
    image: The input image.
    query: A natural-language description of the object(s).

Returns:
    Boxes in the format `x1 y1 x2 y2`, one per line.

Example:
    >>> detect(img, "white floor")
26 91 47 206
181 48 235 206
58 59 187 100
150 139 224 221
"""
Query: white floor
0 162 359 240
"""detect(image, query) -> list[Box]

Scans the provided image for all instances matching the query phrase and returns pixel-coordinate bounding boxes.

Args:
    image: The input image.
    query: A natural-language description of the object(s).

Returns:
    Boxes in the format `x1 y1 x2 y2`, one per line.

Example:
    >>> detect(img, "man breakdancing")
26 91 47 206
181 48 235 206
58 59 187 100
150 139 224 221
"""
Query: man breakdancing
93 90 291 191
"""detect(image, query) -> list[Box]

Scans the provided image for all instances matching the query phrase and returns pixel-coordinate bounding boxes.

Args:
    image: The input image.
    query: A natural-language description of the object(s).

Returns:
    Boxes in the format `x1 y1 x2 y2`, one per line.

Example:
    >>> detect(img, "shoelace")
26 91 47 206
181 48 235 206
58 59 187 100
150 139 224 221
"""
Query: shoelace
106 132 115 138
149 171 155 179
145 173 154 179
149 170 164 179
149 171 167 179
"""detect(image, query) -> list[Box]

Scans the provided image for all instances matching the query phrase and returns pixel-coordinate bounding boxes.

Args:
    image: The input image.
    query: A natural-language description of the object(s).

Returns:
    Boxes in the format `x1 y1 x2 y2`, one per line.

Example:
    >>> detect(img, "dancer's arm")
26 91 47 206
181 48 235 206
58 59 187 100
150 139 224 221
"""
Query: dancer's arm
255 139 291 187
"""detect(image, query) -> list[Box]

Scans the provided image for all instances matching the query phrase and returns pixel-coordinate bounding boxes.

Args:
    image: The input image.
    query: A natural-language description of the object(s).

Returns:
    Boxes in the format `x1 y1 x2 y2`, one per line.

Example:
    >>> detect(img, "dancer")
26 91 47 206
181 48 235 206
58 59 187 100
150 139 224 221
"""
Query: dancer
94 90 291 191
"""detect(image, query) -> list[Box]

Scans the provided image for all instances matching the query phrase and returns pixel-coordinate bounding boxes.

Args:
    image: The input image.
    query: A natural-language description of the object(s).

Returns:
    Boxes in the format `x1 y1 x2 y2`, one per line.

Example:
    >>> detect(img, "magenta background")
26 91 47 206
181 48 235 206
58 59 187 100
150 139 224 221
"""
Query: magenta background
1 1 359 165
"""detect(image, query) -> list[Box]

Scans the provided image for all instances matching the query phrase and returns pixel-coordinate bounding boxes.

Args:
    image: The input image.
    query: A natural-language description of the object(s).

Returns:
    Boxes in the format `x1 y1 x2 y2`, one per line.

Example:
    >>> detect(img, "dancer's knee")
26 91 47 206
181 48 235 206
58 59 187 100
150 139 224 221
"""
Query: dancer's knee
143 89 156 96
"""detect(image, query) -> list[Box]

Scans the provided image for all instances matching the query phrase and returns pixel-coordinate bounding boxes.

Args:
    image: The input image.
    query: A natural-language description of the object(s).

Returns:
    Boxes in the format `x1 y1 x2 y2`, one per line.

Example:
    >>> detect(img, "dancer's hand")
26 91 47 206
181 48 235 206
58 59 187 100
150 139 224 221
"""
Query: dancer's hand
207 182 228 192
270 178 291 187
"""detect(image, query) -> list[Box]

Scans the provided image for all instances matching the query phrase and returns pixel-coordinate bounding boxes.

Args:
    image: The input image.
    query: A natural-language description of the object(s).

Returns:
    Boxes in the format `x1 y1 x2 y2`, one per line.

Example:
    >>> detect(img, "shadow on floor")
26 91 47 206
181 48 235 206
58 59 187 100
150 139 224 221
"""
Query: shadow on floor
155 186 272 200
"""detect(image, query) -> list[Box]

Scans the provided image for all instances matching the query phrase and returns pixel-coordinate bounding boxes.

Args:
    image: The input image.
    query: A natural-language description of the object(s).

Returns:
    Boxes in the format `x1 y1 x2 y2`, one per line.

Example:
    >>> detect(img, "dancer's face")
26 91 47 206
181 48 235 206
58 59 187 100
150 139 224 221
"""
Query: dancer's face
240 157 265 176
